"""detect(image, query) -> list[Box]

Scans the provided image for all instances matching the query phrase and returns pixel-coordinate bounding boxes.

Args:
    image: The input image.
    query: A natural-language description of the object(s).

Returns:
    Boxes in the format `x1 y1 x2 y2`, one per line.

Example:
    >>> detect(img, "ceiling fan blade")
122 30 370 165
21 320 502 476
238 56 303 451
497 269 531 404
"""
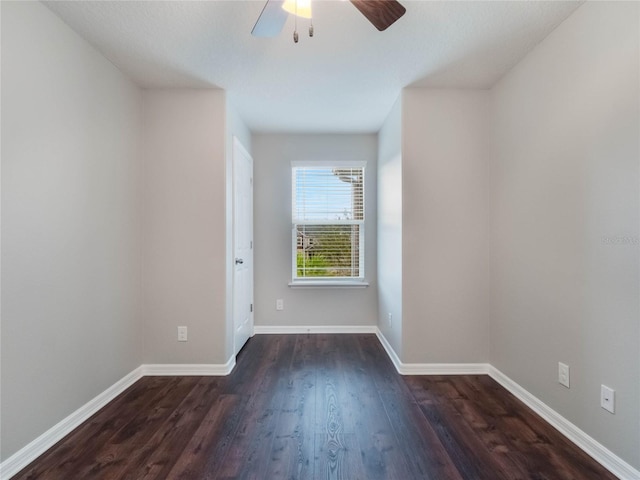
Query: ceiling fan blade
252 0 288 37
350 0 406 31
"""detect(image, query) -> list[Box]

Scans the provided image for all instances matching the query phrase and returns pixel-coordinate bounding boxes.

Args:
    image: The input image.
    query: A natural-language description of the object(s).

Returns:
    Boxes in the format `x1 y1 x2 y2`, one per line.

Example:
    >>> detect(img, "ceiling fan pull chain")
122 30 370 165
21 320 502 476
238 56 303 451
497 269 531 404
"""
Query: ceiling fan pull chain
309 18 314 37
293 9 299 43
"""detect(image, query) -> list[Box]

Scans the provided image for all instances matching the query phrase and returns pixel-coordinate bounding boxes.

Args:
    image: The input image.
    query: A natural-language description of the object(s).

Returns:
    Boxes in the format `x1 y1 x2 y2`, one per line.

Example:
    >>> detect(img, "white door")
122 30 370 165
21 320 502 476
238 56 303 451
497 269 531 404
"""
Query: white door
233 137 254 356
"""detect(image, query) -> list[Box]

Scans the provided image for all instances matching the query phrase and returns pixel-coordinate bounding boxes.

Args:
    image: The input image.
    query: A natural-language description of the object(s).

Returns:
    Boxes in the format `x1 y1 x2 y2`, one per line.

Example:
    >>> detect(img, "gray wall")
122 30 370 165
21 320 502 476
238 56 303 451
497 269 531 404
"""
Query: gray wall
490 1 639 468
377 97 403 356
253 134 378 327
4 0 637 471
402 89 490 364
1 2 143 460
142 89 228 364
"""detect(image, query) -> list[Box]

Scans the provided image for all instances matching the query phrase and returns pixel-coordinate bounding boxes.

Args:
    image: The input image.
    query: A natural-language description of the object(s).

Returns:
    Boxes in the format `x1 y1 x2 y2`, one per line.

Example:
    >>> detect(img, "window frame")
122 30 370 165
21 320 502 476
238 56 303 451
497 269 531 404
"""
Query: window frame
290 160 368 287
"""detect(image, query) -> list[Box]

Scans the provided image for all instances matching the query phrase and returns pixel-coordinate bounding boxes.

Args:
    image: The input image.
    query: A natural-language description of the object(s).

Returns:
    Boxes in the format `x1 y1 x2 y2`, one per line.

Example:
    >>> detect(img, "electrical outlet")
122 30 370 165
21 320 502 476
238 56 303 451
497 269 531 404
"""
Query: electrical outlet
558 362 570 388
276 299 284 311
178 326 188 342
601 385 615 414
388 312 393 326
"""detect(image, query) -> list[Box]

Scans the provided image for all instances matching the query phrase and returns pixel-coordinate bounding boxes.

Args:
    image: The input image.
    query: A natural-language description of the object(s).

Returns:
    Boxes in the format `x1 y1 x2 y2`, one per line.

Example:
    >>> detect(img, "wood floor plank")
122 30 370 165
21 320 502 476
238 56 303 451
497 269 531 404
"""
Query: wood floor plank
407 375 510 480
265 335 317 480
15 376 186 480
379 391 464 480
13 334 620 480
163 394 244 480
333 349 413 479
453 375 566 480
313 336 356 478
116 377 224 480
314 335 355 436
413 375 534 479
62 376 196 480
313 433 364 480
66 376 212 480
465 375 618 480
353 335 404 396
214 335 297 480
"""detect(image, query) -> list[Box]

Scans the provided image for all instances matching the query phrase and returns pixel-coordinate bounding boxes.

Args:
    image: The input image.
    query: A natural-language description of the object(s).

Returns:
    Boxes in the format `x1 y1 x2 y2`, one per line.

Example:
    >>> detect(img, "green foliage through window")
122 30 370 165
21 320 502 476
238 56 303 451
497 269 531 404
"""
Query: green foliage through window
296 225 359 277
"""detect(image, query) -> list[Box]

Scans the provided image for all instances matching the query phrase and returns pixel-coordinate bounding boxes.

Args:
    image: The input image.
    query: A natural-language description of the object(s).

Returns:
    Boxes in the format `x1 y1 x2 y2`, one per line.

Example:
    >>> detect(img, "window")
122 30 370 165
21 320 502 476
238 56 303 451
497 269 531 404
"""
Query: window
292 162 366 284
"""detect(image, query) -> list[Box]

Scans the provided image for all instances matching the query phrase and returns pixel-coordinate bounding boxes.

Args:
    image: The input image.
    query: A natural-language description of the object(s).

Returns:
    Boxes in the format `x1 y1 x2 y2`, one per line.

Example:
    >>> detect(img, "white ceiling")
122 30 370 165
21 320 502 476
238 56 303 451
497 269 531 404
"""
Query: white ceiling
45 1 582 133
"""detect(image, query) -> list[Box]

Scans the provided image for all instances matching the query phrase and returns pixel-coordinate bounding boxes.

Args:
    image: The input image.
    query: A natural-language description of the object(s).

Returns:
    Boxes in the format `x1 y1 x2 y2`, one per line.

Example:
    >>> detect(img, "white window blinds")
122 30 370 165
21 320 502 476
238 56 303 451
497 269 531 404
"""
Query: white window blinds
292 164 365 280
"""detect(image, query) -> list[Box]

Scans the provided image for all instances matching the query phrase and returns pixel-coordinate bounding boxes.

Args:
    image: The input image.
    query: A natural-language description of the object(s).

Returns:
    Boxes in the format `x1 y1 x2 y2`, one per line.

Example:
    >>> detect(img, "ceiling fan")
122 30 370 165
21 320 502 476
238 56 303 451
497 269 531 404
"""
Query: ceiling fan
252 0 406 41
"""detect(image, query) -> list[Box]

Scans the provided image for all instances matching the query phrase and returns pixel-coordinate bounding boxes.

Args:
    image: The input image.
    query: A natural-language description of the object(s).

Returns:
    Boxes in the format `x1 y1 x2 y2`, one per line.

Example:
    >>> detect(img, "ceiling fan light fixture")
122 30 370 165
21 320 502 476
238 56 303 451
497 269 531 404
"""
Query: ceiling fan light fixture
282 0 312 19
252 0 405 39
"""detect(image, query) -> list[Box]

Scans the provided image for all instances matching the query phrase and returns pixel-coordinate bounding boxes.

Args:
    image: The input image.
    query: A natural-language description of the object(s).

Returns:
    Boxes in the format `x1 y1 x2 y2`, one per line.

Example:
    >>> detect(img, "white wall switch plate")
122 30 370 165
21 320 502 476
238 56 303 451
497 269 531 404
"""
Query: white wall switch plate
558 362 570 388
601 385 615 414
177 326 188 342
276 299 284 311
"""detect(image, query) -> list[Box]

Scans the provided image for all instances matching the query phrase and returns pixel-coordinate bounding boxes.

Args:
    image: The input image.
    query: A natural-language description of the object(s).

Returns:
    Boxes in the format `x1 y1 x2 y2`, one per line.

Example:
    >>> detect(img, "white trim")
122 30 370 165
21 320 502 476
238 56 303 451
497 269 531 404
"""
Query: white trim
253 325 377 334
288 280 369 288
291 160 367 168
3 346 636 480
489 366 640 480
231 135 255 358
399 362 490 375
291 162 366 283
141 357 236 376
0 366 144 480
0 358 236 479
377 329 639 478
375 327 403 371
375 329 490 375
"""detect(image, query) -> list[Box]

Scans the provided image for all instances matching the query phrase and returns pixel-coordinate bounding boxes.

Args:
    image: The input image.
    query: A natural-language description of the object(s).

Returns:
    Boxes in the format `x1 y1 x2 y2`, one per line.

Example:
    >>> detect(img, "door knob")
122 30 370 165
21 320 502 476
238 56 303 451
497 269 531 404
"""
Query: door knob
235 258 244 265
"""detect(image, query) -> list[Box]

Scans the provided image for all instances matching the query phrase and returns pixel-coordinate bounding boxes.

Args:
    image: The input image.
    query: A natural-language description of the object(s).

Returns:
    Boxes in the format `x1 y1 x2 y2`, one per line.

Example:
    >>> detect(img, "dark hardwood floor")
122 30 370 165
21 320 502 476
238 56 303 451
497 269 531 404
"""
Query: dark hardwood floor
14 334 616 479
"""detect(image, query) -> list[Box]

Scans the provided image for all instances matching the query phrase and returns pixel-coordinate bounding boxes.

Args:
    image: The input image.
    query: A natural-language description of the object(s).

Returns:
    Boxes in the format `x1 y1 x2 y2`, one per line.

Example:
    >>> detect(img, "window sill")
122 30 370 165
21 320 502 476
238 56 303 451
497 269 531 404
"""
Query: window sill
288 280 369 289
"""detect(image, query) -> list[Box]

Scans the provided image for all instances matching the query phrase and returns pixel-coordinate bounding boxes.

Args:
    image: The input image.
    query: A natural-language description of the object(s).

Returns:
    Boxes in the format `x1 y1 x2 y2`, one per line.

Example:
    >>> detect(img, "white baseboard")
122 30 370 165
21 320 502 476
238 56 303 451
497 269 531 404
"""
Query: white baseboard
375 328 403 369
399 362 491 375
489 366 640 480
375 328 490 375
0 366 144 480
0 357 236 479
3 341 637 480
253 325 378 334
377 329 638 479
141 357 236 376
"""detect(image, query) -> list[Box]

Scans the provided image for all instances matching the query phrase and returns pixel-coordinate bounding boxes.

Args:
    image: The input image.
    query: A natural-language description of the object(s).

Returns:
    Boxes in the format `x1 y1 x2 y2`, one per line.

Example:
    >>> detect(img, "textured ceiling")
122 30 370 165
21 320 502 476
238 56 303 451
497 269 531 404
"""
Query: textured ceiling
45 1 582 132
